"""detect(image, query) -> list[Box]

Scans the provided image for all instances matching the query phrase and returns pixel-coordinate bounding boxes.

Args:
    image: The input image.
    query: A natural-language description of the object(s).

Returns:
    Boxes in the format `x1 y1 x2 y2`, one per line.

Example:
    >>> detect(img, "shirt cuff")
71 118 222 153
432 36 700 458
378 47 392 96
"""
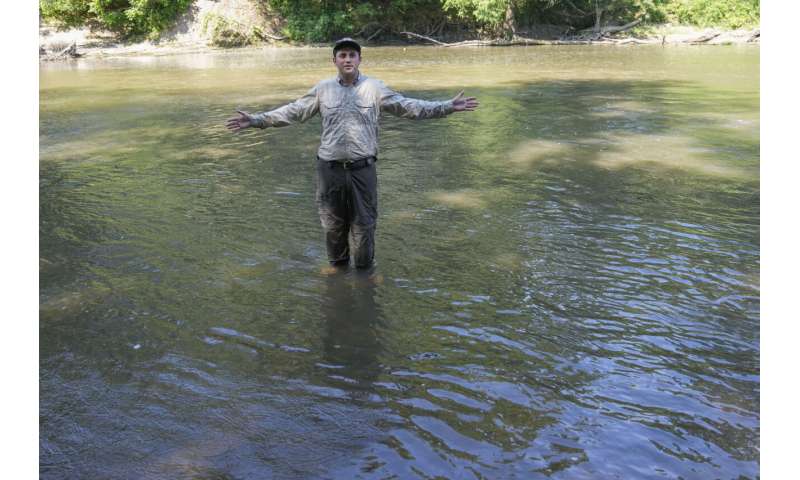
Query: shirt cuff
249 113 269 128
443 100 455 115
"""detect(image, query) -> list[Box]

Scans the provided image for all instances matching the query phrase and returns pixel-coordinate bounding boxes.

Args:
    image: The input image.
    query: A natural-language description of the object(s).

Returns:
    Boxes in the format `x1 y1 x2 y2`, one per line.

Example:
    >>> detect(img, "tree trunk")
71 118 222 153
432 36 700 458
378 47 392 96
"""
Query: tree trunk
594 1 604 33
602 18 642 34
502 3 516 40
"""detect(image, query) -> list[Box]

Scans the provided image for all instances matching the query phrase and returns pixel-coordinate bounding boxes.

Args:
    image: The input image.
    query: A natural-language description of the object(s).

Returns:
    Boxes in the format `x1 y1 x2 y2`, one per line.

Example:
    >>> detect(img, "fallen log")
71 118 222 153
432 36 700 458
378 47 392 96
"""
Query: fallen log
366 27 384 42
400 32 595 46
399 31 448 46
445 37 595 46
260 31 286 41
353 22 382 39
690 32 721 44
613 37 658 45
57 42 79 57
40 41 81 61
576 17 643 40
399 26 745 48
252 28 286 41
602 18 643 35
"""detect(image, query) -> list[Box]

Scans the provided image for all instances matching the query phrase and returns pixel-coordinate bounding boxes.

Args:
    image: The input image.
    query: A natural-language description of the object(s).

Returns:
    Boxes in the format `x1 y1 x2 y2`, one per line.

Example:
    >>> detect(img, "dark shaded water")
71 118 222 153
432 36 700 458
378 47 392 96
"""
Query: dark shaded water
40 45 759 479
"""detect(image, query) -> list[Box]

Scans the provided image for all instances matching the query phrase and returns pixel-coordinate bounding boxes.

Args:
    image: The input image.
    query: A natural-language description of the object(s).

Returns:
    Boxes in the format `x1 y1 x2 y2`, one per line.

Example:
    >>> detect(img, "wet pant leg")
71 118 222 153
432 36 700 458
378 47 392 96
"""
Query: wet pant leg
316 159 378 269
316 160 351 265
349 163 378 268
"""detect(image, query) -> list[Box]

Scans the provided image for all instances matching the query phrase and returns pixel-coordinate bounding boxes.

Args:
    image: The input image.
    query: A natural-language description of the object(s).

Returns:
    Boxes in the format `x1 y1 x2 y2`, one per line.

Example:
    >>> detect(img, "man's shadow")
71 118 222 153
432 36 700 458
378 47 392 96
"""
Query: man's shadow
319 269 385 391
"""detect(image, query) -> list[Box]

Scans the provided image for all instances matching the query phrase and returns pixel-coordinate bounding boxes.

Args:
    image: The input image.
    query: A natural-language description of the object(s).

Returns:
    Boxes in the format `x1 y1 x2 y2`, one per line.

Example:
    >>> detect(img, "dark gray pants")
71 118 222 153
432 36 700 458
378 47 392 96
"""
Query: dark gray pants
316 158 378 269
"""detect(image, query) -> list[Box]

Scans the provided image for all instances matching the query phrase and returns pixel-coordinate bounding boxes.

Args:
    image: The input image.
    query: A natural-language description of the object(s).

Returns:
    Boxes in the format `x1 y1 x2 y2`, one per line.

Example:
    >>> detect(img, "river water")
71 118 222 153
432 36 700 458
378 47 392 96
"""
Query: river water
40 45 759 479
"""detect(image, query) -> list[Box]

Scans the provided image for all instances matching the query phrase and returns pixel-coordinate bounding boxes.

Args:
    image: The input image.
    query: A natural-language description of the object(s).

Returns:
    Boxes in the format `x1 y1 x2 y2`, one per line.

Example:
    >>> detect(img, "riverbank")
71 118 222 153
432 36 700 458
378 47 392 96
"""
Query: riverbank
39 21 759 62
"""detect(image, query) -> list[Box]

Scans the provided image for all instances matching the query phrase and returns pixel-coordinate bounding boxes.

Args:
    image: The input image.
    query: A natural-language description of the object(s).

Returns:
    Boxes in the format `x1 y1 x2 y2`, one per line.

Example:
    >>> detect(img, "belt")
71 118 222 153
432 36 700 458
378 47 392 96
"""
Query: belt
320 156 376 170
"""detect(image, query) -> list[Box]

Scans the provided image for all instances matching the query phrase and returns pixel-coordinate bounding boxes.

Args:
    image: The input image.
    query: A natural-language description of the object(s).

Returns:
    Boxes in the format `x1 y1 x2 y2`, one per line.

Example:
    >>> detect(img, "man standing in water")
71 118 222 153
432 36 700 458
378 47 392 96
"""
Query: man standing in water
226 38 479 270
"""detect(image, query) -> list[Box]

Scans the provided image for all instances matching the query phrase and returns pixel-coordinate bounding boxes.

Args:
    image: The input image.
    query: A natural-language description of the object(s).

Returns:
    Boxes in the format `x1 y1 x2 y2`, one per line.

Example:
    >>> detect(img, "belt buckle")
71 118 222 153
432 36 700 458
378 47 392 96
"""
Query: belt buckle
342 159 354 170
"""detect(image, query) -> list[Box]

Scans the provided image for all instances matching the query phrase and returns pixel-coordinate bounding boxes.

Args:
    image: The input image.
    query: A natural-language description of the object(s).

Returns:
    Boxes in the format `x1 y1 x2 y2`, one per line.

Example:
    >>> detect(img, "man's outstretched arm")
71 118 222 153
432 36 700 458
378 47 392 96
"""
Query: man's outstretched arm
379 82 479 119
226 85 320 132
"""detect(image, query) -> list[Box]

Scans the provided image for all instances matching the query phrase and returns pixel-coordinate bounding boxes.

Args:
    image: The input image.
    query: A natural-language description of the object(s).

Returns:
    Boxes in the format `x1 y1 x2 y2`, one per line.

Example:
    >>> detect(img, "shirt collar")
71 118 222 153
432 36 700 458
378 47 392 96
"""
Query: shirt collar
337 71 361 87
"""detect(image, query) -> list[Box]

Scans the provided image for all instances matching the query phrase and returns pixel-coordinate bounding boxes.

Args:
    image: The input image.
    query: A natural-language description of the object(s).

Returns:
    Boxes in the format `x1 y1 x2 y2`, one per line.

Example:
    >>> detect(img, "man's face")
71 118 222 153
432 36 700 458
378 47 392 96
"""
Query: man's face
333 48 361 76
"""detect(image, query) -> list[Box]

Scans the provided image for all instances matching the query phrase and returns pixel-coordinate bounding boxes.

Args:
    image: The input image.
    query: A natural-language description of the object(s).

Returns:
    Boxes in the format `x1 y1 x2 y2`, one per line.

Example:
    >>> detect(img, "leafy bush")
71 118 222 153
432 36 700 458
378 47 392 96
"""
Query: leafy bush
267 0 450 43
268 1 371 42
40 0 193 38
442 0 508 29
440 0 757 32
440 0 671 35
40 0 91 28
666 0 759 28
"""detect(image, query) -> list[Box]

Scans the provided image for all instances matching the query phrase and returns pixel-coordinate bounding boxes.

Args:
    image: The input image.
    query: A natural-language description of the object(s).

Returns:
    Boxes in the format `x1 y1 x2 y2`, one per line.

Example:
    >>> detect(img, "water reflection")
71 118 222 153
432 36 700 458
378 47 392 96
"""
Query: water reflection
319 270 385 392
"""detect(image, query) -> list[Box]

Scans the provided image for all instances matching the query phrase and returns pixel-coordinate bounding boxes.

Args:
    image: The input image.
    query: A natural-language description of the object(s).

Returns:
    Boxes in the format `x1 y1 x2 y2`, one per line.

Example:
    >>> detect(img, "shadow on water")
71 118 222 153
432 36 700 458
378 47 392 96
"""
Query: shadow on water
41 69 759 479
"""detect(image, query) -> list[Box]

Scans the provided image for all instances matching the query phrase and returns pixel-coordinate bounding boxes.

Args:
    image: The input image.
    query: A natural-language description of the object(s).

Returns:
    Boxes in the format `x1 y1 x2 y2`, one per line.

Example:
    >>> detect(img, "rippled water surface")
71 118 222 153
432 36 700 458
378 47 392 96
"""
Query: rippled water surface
40 45 759 479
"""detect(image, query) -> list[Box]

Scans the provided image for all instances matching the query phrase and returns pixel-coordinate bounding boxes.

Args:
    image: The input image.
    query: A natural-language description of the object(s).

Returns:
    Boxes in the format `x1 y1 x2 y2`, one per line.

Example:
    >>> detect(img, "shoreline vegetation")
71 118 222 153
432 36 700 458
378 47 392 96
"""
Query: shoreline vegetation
39 0 759 61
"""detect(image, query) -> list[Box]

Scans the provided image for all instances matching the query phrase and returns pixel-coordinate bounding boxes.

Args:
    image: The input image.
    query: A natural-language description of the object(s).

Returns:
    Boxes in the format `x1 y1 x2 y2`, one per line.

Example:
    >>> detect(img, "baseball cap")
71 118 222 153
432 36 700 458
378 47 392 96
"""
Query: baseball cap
333 37 361 55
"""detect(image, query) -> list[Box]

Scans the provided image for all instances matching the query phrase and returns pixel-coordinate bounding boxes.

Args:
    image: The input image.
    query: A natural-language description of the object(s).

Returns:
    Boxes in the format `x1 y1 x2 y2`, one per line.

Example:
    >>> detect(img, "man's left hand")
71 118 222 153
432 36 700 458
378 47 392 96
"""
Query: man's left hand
452 91 479 112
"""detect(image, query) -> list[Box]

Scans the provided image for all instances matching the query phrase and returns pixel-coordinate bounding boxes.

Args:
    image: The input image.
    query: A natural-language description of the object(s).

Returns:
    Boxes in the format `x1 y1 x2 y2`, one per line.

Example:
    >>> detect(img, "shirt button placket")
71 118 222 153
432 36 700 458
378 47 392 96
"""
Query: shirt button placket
344 87 353 159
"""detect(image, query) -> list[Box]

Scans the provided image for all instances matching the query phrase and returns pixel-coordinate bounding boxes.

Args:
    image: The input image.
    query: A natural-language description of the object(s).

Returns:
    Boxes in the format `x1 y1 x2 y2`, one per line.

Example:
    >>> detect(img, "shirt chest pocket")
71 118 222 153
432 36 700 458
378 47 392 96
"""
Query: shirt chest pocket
354 100 376 121
321 98 342 117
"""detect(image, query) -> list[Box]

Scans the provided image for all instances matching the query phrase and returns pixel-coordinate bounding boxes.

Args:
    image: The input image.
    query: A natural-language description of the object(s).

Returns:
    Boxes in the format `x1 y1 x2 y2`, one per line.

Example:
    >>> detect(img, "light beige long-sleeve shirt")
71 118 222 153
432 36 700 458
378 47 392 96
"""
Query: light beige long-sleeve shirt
249 74 455 161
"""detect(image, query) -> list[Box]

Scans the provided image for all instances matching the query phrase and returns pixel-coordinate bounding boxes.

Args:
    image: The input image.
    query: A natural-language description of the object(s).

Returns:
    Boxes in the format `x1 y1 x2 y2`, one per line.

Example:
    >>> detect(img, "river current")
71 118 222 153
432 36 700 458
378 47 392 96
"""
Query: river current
40 45 759 479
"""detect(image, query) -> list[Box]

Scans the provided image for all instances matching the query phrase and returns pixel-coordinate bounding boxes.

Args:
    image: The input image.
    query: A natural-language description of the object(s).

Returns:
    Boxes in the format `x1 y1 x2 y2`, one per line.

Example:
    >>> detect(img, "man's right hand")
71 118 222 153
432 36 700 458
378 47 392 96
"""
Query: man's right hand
226 110 253 132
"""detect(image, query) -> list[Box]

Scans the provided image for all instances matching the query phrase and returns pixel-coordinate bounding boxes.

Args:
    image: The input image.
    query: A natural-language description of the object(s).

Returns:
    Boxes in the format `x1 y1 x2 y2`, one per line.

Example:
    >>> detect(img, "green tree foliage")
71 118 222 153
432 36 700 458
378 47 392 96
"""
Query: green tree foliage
266 0 449 43
40 0 194 38
268 0 365 42
531 0 671 30
543 0 759 29
666 0 759 29
40 0 759 41
442 0 509 27
40 0 91 28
